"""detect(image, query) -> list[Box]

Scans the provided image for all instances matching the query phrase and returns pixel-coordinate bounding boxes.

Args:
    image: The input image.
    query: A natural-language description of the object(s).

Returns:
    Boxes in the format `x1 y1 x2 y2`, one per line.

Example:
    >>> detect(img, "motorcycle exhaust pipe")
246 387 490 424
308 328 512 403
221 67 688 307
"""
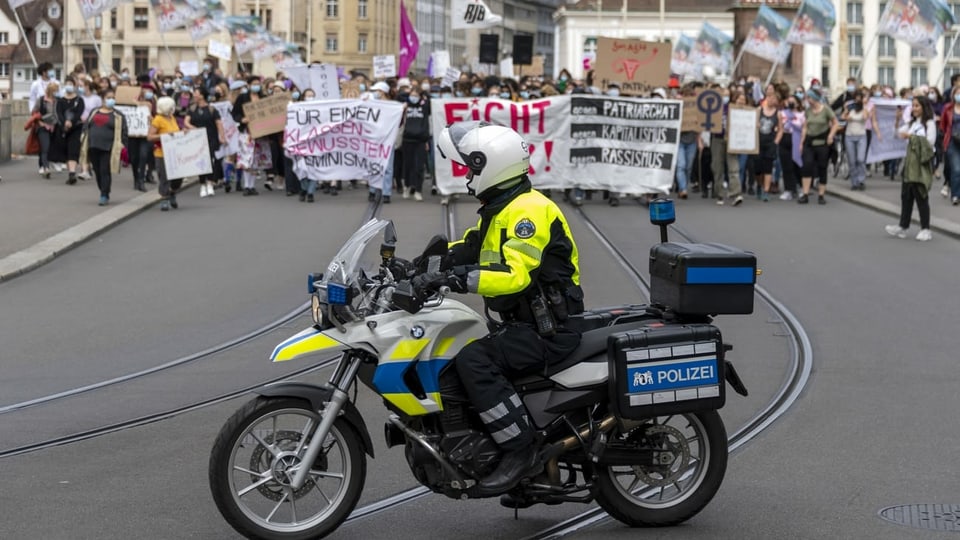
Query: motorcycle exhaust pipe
559 415 617 451
387 415 469 490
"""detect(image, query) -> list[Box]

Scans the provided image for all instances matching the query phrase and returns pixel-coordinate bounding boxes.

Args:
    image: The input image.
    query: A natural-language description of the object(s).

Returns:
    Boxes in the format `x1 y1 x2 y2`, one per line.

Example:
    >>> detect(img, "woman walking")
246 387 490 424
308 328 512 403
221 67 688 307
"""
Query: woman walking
775 92 805 200
886 96 937 241
57 79 86 185
841 92 870 190
185 88 225 198
147 97 182 211
77 78 102 181
756 91 780 201
80 90 128 206
34 82 59 179
798 89 839 204
939 85 960 205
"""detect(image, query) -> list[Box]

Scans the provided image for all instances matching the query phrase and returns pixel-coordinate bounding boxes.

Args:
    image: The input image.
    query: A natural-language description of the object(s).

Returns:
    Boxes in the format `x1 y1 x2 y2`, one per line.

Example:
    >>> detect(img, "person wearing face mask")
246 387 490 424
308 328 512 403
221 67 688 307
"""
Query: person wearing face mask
79 89 128 206
201 60 224 94
29 62 58 113
841 92 869 190
938 85 960 205
57 79 86 185
400 88 431 200
471 82 484 96
231 76 267 196
147 97 183 211
33 82 60 179
129 83 158 191
185 88 225 198
775 91 805 201
77 78 102 181
798 89 839 204
831 77 859 115
267 81 289 193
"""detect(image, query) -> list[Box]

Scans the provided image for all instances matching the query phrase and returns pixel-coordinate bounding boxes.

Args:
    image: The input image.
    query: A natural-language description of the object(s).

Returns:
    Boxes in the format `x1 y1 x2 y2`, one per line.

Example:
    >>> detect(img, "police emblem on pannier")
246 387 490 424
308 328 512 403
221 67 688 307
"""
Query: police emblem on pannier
515 218 536 239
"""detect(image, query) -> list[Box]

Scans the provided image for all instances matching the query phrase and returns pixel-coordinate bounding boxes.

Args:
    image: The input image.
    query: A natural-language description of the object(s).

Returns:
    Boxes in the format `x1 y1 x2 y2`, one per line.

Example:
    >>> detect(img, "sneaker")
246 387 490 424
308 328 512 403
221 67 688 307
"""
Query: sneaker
200 184 209 198
779 191 794 201
307 194 315 203
169 194 178 209
761 193 770 202
66 173 77 185
160 201 170 212
77 172 90 181
953 197 959 206
818 195 826 205
224 183 232 193
383 196 391 204
941 185 950 198
733 195 743 206
916 229 933 241
716 199 725 206
414 191 423 201
263 181 274 191
402 188 410 200
608 197 620 207
98 195 108 206
299 191 307 202
207 184 214 197
797 194 809 204
885 225 907 238
243 188 253 196
38 167 45 176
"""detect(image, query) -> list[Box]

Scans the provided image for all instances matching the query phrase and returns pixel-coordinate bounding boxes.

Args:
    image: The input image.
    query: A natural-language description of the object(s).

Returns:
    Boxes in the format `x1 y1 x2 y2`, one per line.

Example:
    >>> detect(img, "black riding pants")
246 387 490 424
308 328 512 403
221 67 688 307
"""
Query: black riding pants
454 324 580 452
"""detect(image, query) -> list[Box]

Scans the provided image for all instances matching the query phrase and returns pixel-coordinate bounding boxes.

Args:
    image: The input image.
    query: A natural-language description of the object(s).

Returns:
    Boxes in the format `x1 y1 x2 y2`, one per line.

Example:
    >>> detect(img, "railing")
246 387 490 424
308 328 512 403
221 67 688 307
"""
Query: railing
69 29 123 43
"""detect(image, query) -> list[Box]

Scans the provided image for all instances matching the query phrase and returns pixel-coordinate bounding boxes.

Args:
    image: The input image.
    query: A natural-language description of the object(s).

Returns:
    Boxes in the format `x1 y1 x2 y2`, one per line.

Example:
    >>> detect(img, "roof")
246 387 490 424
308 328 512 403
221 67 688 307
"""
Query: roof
563 0 732 13
2 1 64 65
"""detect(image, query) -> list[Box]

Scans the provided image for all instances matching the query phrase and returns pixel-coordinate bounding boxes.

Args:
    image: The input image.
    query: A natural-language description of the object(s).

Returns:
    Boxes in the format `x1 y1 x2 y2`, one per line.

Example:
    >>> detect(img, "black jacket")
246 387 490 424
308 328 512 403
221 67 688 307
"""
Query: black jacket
402 98 431 142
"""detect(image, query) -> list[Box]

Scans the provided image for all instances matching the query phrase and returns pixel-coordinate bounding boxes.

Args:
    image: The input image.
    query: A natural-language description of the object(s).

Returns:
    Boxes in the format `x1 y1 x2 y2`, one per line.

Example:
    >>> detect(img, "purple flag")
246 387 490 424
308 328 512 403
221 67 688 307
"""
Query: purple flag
398 1 419 77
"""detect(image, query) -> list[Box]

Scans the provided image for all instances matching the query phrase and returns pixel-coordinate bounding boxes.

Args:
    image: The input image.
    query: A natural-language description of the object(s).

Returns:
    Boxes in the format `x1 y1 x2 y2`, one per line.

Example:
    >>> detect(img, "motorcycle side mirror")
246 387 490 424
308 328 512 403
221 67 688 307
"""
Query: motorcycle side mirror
392 280 424 314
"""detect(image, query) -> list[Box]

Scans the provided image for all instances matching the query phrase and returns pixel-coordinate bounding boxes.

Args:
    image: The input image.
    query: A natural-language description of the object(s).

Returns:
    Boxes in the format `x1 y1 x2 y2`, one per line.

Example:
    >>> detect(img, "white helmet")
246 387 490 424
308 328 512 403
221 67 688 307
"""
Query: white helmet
437 122 530 197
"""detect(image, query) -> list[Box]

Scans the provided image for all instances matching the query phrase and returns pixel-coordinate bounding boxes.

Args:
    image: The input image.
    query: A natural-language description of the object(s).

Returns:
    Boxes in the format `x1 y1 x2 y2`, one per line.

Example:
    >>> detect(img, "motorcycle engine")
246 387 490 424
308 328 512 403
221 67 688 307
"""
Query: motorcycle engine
440 430 499 479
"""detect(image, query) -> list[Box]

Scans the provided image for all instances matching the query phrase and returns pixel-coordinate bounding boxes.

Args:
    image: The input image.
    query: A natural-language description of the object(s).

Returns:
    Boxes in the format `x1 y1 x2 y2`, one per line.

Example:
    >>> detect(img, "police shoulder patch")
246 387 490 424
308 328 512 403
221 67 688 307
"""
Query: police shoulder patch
515 218 536 239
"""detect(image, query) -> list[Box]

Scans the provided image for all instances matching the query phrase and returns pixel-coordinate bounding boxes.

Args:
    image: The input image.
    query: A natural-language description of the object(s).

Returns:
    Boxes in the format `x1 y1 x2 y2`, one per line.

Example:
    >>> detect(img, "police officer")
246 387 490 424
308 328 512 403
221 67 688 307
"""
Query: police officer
415 122 585 495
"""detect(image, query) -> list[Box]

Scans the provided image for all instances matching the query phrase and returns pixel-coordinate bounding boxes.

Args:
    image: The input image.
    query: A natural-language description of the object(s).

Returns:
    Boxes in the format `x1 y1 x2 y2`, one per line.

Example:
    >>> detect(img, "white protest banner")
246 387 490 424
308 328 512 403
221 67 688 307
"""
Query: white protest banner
212 101 240 158
284 99 405 181
726 106 759 155
149 0 197 32
867 98 911 164
373 56 396 78
162 129 213 180
283 65 310 95
309 64 341 100
114 105 152 138
78 0 124 19
430 51 450 76
430 96 680 195
441 67 461 89
179 61 200 77
451 0 503 29
499 57 514 78
208 39 232 61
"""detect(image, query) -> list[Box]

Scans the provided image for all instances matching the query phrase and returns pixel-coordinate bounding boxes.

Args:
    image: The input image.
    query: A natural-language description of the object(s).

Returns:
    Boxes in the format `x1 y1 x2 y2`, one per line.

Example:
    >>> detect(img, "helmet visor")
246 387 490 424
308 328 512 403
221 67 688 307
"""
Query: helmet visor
438 121 490 166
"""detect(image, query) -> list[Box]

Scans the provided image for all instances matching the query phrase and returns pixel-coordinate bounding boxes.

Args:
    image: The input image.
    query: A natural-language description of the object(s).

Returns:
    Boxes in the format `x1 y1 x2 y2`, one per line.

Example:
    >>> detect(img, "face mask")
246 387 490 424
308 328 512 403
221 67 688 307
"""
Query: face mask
607 89 620 97
144 91 154 100
408 95 419 104
471 87 483 95
77 87 86 95
163 83 173 90
359 83 367 92
203 63 211 71
63 85 75 94
181 85 192 92
795 92 803 100
560 75 568 82
47 69 56 78
874 91 882 98
929 92 937 101
954 94 960 104
110 81 118 88
55 91 63 98
105 98 116 108
905 94 913 100
251 85 261 93
174 79 182 86
812 84 821 90
430 93 439 98
722 95 730 104
519 91 530 99
292 91 301 100
304 95 315 101
179 97 190 108
455 91 464 97
847 84 856 93
500 92 511 99
121 74 130 81
421 83 430 91
441 93 453 99
267 89 274 95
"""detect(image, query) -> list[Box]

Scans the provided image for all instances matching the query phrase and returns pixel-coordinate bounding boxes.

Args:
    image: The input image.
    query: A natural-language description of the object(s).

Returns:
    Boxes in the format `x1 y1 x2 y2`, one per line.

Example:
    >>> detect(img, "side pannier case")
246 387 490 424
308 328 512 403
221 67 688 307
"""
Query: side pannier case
649 242 757 316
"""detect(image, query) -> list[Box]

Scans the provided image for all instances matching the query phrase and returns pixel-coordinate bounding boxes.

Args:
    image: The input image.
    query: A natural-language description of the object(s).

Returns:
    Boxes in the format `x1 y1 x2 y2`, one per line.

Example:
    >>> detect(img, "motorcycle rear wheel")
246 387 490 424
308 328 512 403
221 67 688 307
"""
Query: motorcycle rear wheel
209 397 366 540
593 410 727 527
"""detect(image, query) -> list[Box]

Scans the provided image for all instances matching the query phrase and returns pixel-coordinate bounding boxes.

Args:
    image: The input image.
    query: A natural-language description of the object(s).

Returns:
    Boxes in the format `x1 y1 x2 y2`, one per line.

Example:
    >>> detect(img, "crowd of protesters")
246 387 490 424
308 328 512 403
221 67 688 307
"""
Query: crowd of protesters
22 59 958 239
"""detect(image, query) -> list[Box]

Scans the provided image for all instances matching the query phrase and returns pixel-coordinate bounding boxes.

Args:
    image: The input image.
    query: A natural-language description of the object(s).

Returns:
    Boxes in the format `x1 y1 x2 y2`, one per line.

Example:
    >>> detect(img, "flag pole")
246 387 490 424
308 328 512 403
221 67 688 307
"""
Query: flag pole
853 31 879 81
936 31 960 88
80 17 106 74
159 31 176 71
12 6 39 68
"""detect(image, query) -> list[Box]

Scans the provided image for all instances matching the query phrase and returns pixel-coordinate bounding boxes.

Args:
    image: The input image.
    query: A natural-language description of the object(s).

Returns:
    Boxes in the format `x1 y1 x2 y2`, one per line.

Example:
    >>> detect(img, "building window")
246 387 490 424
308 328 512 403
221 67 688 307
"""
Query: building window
110 8 117 29
47 1 60 19
0 63 9 77
134 47 149 76
0 32 8 44
849 33 863 57
326 34 338 52
112 57 121 73
944 66 960 85
38 30 50 48
911 47 927 58
327 0 338 18
952 2 960 23
847 2 863 25
911 66 928 88
951 32 960 56
358 33 367 53
358 0 367 18
878 66 895 87
82 48 98 73
134 7 149 29
249 9 272 29
878 36 896 57
849 63 860 79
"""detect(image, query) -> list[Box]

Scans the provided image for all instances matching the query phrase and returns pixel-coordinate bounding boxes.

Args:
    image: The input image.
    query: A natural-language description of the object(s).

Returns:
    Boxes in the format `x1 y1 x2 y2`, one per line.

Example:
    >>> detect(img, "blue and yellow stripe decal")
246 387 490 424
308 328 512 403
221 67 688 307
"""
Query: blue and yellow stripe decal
271 329 345 362
374 337 465 416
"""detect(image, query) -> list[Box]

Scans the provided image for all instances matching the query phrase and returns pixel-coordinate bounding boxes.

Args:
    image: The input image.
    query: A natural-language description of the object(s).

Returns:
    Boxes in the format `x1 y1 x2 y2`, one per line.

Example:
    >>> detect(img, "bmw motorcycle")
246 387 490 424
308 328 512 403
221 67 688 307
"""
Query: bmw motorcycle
208 216 752 540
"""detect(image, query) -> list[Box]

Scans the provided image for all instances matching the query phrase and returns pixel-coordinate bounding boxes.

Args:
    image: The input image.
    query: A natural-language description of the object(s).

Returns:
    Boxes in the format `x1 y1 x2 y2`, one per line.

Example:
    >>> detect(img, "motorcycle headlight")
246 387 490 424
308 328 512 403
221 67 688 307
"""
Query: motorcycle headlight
311 294 323 325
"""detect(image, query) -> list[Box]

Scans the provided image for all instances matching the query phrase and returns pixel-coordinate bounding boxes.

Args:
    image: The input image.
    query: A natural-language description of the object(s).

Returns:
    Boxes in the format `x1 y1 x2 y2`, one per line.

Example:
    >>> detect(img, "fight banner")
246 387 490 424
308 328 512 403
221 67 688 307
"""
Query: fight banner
284 100 405 182
77 0 125 20
429 96 680 195
211 101 240 159
671 35 698 78
866 98 911 164
743 5 792 64
786 0 836 46
150 0 197 32
879 0 955 57
691 22 733 76
451 0 502 30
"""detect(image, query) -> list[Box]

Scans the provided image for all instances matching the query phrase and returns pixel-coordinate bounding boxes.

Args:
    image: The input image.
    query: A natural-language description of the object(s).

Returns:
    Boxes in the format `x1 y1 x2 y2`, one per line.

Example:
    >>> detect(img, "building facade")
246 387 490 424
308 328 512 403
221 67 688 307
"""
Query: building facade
3 0 64 100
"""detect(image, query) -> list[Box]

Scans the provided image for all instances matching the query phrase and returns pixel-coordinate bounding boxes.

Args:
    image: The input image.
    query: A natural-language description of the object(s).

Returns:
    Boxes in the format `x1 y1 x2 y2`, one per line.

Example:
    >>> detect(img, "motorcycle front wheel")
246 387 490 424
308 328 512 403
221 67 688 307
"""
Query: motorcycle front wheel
209 397 366 540
593 410 727 527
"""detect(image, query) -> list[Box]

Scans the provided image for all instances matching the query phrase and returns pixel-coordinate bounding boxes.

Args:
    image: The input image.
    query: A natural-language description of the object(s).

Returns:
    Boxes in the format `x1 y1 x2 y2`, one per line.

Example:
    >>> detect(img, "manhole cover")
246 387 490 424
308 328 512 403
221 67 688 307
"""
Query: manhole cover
879 504 960 531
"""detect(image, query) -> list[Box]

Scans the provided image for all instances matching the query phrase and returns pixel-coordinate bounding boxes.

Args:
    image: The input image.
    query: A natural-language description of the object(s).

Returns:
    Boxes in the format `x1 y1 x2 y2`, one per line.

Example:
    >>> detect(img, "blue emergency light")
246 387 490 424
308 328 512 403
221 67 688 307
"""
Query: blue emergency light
649 198 675 244
327 282 350 305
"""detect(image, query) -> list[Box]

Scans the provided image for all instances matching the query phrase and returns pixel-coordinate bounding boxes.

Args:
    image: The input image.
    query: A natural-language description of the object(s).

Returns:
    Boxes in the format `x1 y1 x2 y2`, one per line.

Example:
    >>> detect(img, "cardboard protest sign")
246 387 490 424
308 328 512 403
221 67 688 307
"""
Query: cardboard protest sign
681 96 701 132
284 99 405 181
114 105 152 137
116 86 141 105
697 90 724 134
726 106 759 155
243 93 293 139
340 80 362 99
430 96 680 195
594 38 672 95
162 129 213 180
208 39 232 61
373 55 396 78
524 55 544 76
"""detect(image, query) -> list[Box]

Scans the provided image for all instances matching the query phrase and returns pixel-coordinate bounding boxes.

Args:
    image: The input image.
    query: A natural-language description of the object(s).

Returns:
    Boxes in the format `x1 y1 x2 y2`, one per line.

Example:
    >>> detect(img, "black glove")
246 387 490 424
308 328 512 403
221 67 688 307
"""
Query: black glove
412 269 468 294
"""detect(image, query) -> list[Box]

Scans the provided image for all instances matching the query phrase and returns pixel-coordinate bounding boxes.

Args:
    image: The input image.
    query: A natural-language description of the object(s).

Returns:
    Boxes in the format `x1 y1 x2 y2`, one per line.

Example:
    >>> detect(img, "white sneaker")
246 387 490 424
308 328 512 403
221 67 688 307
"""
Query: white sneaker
207 183 215 197
716 199 725 206
779 191 794 201
885 225 907 238
414 191 423 202
38 167 45 175
53 163 65 172
916 229 933 242
941 185 950 198
402 188 410 199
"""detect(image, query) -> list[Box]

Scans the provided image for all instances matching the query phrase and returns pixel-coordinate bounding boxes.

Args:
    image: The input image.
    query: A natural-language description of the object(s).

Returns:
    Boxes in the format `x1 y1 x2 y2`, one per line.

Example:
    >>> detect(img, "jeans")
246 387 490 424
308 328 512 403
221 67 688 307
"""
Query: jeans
299 178 317 195
675 141 697 193
947 141 960 198
37 128 52 169
846 134 867 187
370 153 394 197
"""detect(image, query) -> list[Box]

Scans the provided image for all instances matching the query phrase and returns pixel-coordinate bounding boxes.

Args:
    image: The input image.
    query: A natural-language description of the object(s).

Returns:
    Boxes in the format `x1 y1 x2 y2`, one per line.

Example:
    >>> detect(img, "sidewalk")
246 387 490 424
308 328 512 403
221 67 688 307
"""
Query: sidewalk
825 169 960 239
0 155 183 282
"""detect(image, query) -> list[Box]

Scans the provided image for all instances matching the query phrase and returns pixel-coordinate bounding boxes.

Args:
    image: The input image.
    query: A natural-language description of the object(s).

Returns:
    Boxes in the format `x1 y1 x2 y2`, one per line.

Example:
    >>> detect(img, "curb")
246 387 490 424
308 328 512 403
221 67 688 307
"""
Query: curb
825 185 960 241
0 180 196 283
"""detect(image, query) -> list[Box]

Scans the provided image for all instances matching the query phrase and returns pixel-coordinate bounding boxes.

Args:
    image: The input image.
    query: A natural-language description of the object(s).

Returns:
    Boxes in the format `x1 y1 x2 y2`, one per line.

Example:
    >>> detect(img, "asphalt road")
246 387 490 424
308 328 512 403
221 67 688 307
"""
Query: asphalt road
1 186 957 539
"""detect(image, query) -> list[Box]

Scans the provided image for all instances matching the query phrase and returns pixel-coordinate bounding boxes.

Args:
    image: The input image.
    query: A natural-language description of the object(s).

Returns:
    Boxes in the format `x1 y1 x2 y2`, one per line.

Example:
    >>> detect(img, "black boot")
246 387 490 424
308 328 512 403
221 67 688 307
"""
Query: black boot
135 180 146 192
477 446 541 496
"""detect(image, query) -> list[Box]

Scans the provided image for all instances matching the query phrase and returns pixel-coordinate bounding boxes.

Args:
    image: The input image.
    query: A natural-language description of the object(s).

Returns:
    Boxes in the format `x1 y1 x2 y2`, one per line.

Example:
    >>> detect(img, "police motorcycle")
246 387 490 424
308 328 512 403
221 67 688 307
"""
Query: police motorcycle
208 201 754 540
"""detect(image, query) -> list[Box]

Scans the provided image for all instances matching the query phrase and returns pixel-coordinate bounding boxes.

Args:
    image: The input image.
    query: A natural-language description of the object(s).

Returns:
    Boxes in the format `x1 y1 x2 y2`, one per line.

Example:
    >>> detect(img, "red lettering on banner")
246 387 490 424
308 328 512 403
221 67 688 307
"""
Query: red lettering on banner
445 102 470 124
484 101 504 119
510 103 529 134
530 101 550 134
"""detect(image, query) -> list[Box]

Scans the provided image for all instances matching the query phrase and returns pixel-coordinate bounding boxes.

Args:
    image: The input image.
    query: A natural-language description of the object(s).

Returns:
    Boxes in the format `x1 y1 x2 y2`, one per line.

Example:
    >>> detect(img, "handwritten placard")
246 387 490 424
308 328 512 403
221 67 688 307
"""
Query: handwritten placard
430 50 450 76
179 61 200 77
208 39 232 61
681 95 701 132
309 64 341 100
373 55 396 78
727 105 759 155
162 129 213 180
594 37 672 96
499 57 514 78
243 93 293 139
441 66 461 88
114 105 152 137
212 101 239 158
115 85 141 105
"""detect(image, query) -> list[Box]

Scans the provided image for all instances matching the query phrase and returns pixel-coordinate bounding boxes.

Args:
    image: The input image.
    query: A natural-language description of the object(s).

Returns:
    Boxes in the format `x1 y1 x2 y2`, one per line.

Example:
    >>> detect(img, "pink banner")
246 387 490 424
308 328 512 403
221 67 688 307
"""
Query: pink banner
398 1 419 78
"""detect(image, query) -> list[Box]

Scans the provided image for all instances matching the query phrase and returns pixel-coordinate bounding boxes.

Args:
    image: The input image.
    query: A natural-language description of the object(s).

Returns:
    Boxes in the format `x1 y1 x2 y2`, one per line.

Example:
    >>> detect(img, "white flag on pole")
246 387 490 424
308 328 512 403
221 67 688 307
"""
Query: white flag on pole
451 0 503 30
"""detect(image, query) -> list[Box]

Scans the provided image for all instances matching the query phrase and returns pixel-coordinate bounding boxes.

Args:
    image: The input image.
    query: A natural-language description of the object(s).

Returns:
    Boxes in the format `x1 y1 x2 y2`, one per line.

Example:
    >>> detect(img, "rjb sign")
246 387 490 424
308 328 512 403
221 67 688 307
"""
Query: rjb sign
453 0 502 29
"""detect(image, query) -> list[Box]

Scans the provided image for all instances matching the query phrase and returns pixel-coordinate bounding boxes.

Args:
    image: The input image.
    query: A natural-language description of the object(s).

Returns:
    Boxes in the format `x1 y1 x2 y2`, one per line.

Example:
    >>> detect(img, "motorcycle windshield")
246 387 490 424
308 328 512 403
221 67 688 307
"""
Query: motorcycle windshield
324 218 393 287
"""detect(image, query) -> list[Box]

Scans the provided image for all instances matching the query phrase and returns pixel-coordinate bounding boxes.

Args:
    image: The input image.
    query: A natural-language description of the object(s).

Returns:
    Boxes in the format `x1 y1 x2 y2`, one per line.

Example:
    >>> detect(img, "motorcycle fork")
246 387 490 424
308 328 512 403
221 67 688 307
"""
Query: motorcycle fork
288 351 362 490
